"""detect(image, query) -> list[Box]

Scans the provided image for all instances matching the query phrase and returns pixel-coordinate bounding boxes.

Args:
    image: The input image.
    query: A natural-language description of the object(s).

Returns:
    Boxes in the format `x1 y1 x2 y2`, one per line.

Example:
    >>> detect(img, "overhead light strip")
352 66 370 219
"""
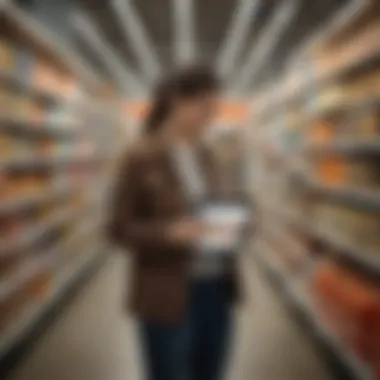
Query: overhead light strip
73 11 146 96
289 0 369 66
217 0 261 79
173 0 196 64
2 1 103 89
231 0 299 94
111 0 161 83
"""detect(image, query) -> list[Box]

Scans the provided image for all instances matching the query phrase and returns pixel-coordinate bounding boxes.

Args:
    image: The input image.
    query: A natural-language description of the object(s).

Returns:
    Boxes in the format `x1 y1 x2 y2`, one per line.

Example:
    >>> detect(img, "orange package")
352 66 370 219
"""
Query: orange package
309 120 335 144
314 157 347 185
313 262 380 363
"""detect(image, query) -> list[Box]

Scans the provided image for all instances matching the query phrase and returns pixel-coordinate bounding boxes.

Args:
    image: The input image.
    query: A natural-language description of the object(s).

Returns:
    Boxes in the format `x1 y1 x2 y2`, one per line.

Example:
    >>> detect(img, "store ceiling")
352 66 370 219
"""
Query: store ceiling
74 0 350 97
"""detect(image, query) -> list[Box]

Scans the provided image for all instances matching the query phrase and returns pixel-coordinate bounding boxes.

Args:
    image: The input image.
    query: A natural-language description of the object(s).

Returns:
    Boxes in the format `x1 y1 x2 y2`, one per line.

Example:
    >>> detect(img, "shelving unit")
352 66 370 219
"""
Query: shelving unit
0 2 127 372
249 4 380 379
254 241 372 380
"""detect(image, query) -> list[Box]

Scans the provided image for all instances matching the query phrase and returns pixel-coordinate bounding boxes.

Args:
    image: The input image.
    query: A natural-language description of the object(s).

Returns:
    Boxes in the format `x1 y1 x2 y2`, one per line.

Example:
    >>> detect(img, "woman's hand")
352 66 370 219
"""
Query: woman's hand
167 219 205 243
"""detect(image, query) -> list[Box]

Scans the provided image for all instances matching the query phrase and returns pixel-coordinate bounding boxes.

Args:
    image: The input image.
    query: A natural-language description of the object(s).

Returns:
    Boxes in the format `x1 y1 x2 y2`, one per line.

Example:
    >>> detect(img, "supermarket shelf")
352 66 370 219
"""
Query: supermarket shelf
2 1 102 90
0 70 68 106
312 227 380 279
0 245 106 376
0 206 79 253
292 0 370 58
317 0 375 47
309 93 380 118
305 139 380 157
1 116 79 139
252 37 380 121
274 207 380 280
254 241 372 380
0 252 52 302
0 152 101 170
290 42 380 103
307 181 380 213
0 189 65 215
0 180 88 215
0 214 102 302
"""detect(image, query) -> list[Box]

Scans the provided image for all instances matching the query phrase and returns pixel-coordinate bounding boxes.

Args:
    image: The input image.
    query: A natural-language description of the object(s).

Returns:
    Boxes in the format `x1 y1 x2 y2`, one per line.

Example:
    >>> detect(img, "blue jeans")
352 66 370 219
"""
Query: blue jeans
140 277 232 380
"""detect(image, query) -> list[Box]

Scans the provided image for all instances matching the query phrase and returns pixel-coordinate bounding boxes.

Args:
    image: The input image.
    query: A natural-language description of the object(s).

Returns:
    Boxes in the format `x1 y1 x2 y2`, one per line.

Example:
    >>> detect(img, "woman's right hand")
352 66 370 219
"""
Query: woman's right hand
167 219 205 243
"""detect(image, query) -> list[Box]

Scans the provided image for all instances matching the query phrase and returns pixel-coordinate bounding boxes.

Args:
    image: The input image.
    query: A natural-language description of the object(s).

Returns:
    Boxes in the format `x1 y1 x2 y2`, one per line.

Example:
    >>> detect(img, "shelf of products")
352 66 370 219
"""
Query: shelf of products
254 240 374 380
0 69 69 106
0 3 128 369
1 117 79 138
250 12 380 380
0 242 105 358
252 18 380 123
304 139 380 157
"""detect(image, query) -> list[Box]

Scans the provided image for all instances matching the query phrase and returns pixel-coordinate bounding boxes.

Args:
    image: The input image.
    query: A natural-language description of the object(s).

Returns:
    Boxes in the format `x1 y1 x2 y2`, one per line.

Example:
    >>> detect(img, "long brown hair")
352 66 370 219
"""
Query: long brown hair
145 64 220 135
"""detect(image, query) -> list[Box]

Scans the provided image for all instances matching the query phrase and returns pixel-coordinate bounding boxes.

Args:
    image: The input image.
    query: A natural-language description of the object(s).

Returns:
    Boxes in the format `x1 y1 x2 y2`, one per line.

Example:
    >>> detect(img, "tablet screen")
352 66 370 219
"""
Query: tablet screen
195 200 252 253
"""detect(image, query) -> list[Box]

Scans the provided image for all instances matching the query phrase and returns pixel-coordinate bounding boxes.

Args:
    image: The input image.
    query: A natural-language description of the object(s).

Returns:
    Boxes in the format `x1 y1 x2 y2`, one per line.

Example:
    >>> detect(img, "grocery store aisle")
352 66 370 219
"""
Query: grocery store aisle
9 249 333 380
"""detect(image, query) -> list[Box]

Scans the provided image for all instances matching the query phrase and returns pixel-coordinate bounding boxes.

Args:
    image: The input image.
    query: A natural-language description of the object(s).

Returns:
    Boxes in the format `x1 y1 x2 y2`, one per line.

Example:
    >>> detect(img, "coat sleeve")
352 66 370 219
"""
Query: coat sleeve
107 150 188 254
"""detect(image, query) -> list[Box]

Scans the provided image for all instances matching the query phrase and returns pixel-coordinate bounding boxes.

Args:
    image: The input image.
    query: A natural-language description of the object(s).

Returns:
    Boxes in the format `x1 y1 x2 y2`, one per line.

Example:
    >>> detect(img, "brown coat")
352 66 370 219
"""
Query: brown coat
108 138 242 323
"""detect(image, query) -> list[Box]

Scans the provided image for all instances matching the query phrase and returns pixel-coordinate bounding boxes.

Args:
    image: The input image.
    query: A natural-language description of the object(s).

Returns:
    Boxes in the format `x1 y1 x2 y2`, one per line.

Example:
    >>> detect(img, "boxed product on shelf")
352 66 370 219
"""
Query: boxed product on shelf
0 170 51 201
313 261 380 365
309 119 336 144
313 156 346 185
313 156 380 189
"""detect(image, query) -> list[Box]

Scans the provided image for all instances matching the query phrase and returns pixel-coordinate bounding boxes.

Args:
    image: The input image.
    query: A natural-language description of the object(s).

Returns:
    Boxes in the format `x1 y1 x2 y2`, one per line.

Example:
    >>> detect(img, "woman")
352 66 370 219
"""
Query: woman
109 65 249 380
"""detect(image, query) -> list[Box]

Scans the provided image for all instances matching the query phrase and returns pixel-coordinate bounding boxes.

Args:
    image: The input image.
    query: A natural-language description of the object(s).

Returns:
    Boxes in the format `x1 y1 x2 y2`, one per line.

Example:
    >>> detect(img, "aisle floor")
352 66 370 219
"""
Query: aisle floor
9 251 334 380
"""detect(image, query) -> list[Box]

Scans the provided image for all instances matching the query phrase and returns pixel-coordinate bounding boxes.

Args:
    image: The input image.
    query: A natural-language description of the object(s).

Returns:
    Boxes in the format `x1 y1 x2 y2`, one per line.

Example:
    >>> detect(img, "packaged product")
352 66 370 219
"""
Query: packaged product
309 120 335 144
313 262 380 362
313 157 347 185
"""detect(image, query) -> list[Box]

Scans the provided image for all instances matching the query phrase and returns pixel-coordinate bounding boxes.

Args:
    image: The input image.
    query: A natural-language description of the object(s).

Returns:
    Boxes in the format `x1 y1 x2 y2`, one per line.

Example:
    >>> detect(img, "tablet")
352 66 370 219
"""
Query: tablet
194 198 253 254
